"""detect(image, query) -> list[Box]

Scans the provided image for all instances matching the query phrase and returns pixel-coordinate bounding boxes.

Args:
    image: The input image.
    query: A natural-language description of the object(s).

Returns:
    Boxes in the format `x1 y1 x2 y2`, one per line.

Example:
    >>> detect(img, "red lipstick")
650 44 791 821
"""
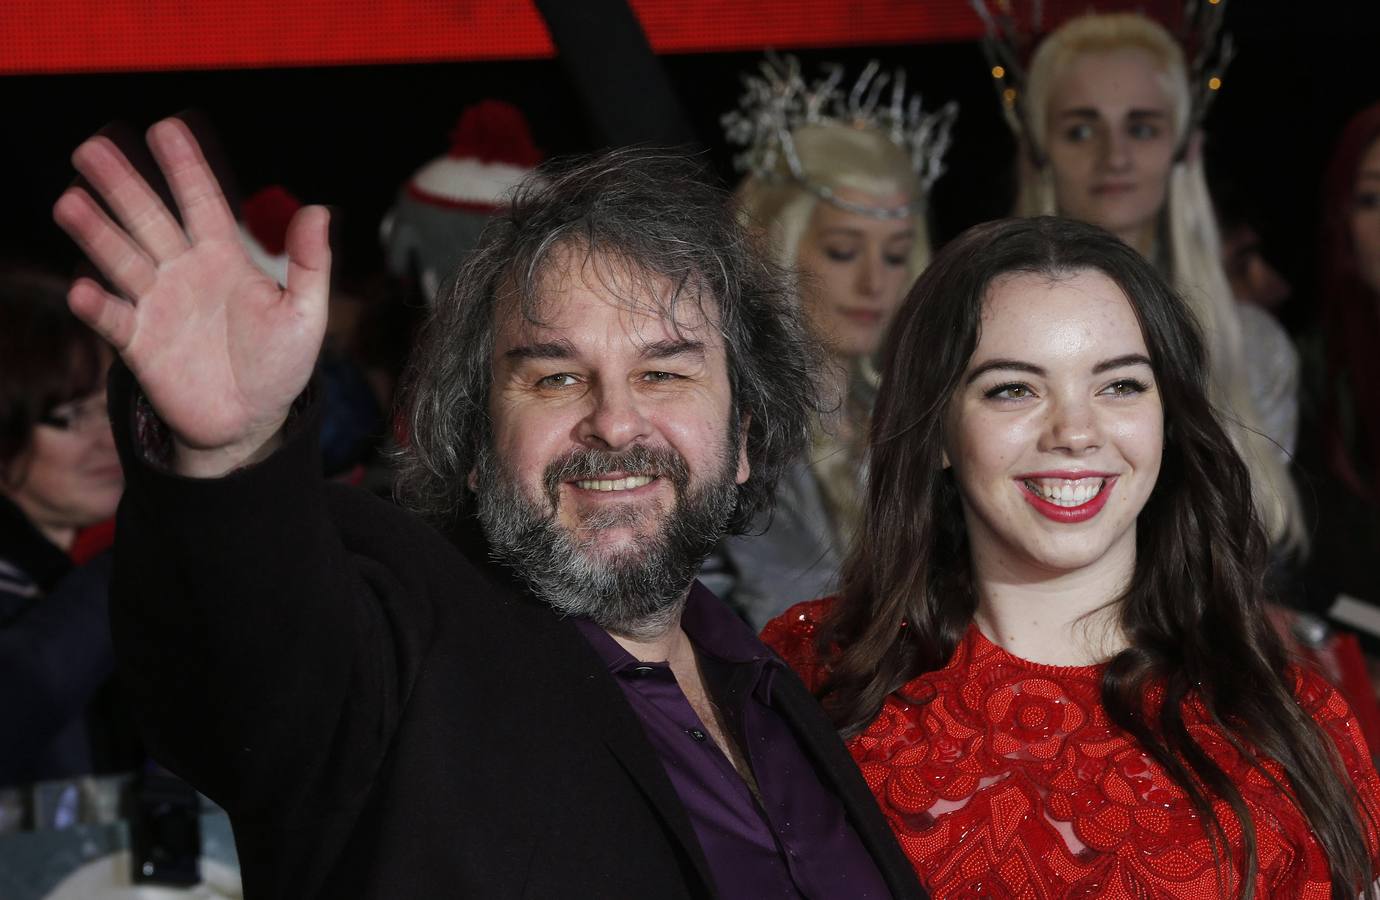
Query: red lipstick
1016 473 1117 524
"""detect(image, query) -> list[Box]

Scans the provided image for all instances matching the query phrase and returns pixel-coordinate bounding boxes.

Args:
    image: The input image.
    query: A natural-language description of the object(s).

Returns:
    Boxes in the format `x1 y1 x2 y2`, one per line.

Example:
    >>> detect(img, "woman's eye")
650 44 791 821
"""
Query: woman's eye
1128 122 1161 140
884 252 910 267
823 246 858 262
984 383 1033 401
1355 191 1380 212
1101 378 1149 397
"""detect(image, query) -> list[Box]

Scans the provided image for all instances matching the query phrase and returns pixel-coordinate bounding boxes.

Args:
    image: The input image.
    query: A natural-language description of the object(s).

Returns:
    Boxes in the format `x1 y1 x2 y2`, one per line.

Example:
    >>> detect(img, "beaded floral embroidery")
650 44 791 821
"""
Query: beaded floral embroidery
763 598 1380 899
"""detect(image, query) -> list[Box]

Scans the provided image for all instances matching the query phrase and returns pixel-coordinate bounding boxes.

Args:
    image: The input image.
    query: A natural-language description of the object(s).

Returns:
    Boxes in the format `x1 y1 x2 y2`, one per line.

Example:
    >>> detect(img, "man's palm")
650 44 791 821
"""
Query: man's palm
54 119 330 474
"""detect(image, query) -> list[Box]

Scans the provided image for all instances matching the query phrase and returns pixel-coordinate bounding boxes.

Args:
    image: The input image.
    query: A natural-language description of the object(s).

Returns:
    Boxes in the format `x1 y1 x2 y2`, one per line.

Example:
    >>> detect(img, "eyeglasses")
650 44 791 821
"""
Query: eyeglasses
38 395 110 435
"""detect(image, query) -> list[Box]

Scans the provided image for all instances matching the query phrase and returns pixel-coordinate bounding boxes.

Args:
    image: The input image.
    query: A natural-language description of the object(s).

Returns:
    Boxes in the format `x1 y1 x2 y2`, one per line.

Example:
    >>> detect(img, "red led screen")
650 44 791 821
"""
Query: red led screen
3 0 986 74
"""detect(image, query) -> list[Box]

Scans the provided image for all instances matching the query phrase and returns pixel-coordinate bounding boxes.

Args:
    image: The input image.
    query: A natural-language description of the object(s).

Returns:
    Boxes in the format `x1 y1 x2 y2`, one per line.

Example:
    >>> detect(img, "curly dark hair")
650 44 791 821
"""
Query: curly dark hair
394 146 822 533
820 216 1376 900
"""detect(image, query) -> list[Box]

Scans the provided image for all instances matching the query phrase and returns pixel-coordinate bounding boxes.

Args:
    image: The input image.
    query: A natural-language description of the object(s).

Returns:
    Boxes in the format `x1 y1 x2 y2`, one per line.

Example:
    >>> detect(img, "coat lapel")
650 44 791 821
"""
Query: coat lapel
770 672 930 900
500 591 717 896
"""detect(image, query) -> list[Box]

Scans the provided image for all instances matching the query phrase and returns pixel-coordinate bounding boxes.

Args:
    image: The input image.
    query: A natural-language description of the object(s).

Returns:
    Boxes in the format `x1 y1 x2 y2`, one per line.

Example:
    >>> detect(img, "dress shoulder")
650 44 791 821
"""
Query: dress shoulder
1292 665 1380 788
1290 665 1380 863
760 597 837 693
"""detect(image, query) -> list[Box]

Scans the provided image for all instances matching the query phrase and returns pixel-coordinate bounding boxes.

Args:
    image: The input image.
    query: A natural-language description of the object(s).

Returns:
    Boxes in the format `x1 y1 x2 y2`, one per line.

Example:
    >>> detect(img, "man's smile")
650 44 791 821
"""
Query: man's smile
572 473 657 493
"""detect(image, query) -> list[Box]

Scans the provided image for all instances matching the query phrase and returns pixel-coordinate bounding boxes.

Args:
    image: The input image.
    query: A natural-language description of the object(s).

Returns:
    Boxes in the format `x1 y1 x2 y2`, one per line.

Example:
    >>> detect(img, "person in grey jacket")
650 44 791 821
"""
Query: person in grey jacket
704 57 955 628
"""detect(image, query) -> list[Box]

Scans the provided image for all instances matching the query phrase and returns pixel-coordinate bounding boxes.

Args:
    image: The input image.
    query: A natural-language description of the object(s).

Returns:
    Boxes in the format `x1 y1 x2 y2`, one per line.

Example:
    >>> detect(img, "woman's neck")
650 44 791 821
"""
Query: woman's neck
970 539 1135 666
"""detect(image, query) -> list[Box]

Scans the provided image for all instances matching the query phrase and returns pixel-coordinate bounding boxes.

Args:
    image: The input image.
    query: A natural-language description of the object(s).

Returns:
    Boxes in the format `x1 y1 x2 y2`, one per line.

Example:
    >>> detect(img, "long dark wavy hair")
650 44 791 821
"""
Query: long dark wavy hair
818 217 1376 899
393 146 822 533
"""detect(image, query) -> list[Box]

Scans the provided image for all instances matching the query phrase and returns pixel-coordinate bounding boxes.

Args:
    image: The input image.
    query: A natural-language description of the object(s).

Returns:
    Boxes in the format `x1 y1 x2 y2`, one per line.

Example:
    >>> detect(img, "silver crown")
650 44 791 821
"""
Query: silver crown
722 54 959 220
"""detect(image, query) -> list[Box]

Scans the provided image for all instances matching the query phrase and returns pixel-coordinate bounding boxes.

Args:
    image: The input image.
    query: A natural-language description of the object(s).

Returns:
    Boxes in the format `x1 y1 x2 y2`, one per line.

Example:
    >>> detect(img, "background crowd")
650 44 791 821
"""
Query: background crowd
6 0 1380 896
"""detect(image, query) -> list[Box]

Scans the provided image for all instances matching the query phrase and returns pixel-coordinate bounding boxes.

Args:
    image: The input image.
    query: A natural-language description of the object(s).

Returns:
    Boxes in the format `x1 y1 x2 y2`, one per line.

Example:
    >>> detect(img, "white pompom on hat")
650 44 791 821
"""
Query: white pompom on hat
406 100 544 211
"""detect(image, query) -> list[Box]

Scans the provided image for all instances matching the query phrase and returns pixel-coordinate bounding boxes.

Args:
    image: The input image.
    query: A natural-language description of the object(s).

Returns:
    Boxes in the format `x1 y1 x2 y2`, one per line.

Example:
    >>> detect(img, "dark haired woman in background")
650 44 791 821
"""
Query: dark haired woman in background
764 217 1380 898
1298 103 1380 618
0 269 130 788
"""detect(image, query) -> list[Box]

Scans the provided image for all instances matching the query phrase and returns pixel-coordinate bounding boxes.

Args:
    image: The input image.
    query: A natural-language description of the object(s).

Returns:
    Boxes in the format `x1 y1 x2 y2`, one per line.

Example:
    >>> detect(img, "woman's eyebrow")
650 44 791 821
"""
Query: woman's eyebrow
1092 353 1153 374
965 353 1152 385
965 359 1043 385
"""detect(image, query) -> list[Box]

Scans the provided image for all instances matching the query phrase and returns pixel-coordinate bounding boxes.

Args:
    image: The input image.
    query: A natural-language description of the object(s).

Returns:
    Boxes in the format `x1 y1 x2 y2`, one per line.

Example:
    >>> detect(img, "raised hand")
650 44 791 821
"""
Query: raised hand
53 118 331 478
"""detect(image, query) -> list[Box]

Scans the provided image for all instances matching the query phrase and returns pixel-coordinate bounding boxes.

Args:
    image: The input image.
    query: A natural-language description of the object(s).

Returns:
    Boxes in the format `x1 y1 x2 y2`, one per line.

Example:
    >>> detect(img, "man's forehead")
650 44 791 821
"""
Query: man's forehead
494 248 723 347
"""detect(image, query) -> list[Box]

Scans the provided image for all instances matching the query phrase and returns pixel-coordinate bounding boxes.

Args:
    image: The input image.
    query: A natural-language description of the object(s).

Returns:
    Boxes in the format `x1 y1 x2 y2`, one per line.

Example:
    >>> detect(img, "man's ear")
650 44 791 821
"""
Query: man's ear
735 413 751 485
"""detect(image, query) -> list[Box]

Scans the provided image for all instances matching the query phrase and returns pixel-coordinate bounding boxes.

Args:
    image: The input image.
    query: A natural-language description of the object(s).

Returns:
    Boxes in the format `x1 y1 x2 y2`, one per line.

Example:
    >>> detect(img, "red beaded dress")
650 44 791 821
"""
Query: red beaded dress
762 598 1380 899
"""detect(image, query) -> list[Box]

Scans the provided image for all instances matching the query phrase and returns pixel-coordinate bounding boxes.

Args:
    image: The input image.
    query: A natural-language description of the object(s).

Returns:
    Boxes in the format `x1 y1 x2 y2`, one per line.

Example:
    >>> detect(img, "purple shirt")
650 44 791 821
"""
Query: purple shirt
575 583 891 899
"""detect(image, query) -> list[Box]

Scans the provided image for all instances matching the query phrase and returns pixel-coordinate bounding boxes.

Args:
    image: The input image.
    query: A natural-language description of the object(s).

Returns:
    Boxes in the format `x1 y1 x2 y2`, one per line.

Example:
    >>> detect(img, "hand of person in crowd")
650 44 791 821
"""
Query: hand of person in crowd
52 118 331 478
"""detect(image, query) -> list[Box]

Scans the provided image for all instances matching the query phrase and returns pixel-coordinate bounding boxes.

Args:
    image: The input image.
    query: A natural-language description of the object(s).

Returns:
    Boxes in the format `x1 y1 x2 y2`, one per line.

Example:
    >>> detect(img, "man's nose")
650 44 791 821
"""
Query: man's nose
575 380 652 450
1101 131 1131 172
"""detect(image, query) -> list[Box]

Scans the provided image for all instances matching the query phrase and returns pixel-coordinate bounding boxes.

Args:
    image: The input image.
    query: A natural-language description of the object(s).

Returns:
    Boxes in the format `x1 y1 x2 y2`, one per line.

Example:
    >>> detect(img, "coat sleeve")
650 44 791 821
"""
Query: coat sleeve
107 362 459 822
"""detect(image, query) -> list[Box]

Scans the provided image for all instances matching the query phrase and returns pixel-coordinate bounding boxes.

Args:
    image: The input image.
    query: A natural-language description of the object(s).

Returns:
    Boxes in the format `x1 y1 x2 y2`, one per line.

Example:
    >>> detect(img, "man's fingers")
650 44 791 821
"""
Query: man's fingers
67 277 137 351
146 118 239 245
53 187 158 300
70 135 190 264
283 205 332 313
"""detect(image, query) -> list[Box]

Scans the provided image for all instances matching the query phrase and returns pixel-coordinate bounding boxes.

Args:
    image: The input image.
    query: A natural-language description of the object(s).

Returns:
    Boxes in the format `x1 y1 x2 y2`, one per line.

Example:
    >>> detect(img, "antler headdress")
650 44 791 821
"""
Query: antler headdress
722 54 959 220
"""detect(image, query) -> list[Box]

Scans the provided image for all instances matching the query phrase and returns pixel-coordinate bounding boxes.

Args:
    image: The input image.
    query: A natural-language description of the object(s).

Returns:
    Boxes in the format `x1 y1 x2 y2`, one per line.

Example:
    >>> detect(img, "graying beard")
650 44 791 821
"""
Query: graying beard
473 443 737 636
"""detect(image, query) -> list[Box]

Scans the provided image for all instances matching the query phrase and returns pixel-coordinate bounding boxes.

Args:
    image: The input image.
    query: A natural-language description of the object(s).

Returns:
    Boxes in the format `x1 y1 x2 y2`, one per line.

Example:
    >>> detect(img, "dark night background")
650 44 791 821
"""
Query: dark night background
2 0 1376 335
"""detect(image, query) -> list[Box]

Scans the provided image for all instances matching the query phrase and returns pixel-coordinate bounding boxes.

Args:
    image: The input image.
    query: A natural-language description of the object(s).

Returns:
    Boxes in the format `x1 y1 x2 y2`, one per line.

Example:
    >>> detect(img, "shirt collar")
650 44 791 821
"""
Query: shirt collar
573 581 778 674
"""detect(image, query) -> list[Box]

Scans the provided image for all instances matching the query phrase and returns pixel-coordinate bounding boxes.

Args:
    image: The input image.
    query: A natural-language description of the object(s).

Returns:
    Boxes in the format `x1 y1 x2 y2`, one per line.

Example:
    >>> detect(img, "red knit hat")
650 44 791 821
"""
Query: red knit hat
382 101 544 301
239 185 302 286
405 100 543 212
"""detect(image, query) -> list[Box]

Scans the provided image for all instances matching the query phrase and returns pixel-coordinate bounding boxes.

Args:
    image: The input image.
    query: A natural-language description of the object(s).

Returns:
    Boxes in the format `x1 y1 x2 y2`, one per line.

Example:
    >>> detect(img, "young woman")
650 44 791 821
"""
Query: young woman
706 60 951 628
764 217 1380 898
1011 12 1305 554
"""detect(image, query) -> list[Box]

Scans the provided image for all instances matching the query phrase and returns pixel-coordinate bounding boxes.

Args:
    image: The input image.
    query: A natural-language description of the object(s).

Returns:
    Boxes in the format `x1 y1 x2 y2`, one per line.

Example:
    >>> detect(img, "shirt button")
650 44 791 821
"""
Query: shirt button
630 666 655 678
688 728 707 742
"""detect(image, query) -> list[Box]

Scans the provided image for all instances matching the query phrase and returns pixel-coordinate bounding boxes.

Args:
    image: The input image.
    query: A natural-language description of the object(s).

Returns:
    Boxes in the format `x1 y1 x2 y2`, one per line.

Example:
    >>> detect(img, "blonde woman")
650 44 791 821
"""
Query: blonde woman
1010 12 1305 553
704 59 955 628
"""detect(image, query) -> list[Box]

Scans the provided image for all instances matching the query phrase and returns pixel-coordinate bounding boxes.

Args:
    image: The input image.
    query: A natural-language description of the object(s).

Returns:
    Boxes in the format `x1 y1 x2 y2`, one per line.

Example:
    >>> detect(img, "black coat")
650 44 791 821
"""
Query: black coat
108 366 925 900
0 494 127 787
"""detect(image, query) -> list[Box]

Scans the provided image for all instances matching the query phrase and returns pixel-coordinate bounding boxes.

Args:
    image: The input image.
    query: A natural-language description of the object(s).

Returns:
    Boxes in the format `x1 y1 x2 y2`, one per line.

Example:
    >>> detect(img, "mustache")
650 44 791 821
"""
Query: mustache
542 445 690 505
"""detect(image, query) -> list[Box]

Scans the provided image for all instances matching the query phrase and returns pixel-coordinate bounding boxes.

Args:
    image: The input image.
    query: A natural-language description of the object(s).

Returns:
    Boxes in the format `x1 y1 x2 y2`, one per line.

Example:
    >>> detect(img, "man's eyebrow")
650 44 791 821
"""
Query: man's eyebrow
640 339 706 361
965 353 1152 385
1092 353 1153 374
504 339 576 363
